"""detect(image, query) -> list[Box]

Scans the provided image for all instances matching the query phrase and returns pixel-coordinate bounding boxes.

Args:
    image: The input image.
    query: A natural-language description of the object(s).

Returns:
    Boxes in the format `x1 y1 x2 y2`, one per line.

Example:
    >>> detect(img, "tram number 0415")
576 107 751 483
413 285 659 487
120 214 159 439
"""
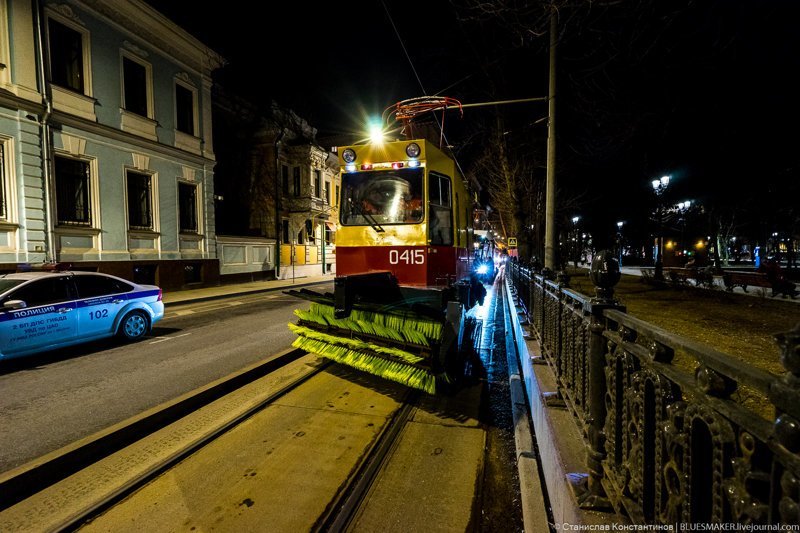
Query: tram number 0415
389 249 425 265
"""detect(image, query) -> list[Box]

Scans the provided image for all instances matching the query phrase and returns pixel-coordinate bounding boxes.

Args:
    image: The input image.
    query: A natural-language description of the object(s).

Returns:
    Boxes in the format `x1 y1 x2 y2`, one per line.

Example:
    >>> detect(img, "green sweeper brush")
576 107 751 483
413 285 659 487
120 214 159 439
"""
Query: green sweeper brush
289 302 448 394
285 271 478 395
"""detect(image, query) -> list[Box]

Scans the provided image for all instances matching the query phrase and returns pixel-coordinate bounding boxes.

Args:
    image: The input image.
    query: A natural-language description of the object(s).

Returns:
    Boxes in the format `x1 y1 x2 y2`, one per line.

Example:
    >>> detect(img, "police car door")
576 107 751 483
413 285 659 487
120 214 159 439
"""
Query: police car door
0 276 78 356
73 274 131 339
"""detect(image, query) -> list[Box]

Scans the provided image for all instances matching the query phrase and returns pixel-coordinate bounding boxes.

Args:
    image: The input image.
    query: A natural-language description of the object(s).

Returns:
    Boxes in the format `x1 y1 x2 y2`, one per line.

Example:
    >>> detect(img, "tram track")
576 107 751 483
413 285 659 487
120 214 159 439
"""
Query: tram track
314 394 418 532
0 347 324 532
1 349 487 533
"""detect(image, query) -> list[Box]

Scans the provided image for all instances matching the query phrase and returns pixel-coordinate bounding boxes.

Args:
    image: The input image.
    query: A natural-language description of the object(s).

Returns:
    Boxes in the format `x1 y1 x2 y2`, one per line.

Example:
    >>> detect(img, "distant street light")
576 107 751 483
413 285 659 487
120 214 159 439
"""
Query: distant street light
571 216 581 267
651 175 670 280
676 200 693 257
616 221 624 267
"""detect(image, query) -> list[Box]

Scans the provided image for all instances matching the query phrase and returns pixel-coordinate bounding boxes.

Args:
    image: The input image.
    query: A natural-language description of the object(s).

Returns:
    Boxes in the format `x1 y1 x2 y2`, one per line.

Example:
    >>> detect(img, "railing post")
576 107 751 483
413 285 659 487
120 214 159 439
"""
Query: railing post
579 250 623 509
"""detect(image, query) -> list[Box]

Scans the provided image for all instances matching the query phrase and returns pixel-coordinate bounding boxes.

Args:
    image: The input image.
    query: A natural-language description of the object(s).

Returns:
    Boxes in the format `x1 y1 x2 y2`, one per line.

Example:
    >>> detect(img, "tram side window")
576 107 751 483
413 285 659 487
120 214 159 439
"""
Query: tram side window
429 173 453 246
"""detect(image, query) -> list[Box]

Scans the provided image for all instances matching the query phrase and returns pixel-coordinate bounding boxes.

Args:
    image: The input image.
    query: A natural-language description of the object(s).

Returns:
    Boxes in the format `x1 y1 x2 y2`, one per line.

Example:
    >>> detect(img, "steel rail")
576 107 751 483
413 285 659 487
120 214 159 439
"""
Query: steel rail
314 391 419 532
56 350 330 532
0 347 314 512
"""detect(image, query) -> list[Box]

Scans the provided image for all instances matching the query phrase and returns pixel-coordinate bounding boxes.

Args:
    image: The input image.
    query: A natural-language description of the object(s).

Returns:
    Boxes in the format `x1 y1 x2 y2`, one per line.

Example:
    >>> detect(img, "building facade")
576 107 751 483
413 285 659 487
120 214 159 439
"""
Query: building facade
0 0 223 290
212 91 339 282
278 140 339 279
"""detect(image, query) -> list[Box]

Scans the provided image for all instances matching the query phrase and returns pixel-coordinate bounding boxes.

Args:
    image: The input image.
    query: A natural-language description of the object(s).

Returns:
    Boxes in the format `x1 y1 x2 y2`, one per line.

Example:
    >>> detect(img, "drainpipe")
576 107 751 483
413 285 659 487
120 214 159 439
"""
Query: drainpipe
33 0 55 263
274 128 286 279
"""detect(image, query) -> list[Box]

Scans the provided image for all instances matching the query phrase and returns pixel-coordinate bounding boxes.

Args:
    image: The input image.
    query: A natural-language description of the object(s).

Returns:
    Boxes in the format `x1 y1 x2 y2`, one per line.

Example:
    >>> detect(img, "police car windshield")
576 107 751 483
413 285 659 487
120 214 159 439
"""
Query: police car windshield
340 168 423 226
0 279 25 295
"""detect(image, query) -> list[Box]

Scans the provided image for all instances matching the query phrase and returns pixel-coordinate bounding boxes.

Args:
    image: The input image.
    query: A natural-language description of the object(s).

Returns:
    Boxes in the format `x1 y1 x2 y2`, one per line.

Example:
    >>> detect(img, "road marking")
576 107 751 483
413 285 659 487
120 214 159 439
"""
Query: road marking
149 332 192 344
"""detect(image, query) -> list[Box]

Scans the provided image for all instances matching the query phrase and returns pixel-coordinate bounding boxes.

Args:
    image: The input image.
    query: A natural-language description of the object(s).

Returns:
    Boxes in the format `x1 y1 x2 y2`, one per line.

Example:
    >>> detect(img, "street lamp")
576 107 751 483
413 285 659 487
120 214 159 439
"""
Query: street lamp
676 200 692 256
616 221 624 267
570 216 581 268
651 175 670 280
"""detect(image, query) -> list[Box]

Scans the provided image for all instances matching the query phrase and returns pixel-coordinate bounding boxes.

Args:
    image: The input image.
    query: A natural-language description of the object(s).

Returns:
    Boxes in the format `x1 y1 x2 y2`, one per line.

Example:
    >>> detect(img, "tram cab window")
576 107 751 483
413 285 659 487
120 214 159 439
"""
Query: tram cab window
340 168 423 225
428 173 453 246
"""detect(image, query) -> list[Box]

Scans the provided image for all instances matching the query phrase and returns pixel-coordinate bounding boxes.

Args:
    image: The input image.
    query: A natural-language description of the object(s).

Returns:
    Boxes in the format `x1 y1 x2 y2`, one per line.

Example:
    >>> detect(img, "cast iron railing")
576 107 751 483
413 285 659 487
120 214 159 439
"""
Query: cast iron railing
507 253 800 526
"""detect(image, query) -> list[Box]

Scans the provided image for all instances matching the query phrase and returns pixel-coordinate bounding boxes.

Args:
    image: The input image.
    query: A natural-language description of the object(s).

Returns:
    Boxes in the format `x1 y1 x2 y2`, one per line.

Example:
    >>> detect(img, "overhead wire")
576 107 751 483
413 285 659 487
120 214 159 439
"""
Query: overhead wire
380 0 473 189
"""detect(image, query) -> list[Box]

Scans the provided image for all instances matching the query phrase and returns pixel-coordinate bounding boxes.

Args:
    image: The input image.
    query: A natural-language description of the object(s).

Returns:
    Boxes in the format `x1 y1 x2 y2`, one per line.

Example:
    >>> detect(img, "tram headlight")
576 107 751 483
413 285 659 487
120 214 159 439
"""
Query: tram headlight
476 264 489 275
342 148 357 163
405 142 421 158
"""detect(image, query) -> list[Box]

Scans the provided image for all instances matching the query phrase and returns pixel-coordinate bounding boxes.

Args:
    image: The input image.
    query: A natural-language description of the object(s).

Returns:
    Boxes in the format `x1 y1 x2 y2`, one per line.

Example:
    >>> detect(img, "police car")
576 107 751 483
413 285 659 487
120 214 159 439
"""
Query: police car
0 271 164 360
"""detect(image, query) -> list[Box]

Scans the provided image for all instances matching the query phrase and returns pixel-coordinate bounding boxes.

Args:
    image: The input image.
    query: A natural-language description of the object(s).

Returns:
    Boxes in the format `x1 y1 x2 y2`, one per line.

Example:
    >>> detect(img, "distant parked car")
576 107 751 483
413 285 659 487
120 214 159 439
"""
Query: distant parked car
0 271 164 360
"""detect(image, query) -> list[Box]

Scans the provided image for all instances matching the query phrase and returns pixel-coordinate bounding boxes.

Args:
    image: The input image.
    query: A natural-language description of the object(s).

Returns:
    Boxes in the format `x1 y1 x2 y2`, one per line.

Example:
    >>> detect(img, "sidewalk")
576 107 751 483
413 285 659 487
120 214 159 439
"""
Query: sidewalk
161 273 336 306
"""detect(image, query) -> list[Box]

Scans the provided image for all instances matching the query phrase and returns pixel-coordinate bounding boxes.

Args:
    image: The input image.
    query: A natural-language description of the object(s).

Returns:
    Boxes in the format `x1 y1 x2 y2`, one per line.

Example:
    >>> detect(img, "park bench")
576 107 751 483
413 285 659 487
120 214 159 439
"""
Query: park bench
722 270 796 298
663 267 716 288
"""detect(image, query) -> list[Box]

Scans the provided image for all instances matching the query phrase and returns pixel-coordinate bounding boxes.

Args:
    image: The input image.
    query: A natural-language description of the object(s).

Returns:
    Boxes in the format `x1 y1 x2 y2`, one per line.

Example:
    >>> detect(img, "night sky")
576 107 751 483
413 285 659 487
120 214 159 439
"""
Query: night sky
147 0 799 248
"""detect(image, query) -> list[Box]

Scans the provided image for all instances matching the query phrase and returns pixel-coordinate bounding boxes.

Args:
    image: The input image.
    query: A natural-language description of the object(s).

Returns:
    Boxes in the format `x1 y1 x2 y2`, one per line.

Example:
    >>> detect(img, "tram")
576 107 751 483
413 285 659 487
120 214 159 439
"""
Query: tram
336 138 474 287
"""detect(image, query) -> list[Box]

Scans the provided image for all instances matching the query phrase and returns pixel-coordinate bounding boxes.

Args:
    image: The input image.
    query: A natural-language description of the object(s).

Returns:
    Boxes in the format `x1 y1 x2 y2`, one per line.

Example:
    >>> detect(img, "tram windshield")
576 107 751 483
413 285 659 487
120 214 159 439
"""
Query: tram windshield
340 168 423 225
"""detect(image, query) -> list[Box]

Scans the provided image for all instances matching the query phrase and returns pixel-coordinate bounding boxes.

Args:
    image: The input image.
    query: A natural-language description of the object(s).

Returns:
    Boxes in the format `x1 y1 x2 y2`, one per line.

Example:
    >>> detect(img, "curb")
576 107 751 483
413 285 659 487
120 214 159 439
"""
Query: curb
501 275 552 533
163 278 334 307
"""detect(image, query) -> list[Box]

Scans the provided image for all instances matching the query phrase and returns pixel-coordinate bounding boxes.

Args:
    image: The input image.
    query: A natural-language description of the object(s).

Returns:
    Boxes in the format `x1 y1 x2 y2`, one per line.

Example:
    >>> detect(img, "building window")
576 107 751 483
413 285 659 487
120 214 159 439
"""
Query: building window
179 182 198 233
0 143 5 219
293 167 301 197
281 219 289 243
281 165 289 195
122 55 149 117
175 82 196 135
48 18 85 94
0 0 10 87
127 171 153 230
314 169 321 198
325 224 333 245
305 219 314 244
55 156 91 225
324 181 331 205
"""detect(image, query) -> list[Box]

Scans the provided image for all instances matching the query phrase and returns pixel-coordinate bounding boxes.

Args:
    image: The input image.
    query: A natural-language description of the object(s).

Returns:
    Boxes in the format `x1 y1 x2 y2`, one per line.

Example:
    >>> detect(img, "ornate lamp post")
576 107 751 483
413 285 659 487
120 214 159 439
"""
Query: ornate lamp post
651 175 670 280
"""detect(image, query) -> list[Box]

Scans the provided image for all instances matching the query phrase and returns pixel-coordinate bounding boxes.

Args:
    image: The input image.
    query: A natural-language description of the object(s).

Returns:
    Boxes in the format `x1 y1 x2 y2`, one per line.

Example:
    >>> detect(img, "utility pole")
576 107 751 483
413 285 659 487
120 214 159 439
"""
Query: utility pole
544 9 558 270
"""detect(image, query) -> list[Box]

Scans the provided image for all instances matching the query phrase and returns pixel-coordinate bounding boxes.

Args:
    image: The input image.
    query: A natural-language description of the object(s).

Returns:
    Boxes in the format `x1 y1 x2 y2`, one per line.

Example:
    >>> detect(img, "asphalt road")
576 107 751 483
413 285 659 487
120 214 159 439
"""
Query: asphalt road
0 284 331 473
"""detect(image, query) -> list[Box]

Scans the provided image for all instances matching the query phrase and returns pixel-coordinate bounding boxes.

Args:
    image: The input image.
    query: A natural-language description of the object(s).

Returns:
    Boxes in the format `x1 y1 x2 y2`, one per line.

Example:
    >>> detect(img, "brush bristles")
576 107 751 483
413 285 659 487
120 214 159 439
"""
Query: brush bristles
290 303 449 394
295 303 443 346
288 323 425 364
292 335 437 394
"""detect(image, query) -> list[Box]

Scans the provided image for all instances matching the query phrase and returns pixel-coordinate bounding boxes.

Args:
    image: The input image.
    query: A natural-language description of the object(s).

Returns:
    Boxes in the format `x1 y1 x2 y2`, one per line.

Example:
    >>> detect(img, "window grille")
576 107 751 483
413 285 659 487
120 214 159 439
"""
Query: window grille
179 182 198 233
127 171 152 229
55 156 91 225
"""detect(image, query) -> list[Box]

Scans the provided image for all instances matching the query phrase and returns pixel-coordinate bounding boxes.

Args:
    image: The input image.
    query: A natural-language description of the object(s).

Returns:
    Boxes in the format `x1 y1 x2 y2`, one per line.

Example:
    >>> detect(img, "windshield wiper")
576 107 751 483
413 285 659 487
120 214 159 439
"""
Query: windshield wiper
348 197 385 233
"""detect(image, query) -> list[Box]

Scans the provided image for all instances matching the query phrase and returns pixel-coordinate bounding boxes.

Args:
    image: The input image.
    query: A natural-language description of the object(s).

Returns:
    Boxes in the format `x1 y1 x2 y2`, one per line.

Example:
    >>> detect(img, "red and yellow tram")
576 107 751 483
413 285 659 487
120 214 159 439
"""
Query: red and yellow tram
335 138 473 286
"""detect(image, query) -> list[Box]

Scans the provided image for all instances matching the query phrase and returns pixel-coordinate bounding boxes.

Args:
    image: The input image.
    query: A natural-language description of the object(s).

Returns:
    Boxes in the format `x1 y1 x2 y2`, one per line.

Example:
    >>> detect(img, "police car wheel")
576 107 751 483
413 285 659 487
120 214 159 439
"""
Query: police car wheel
118 311 149 340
